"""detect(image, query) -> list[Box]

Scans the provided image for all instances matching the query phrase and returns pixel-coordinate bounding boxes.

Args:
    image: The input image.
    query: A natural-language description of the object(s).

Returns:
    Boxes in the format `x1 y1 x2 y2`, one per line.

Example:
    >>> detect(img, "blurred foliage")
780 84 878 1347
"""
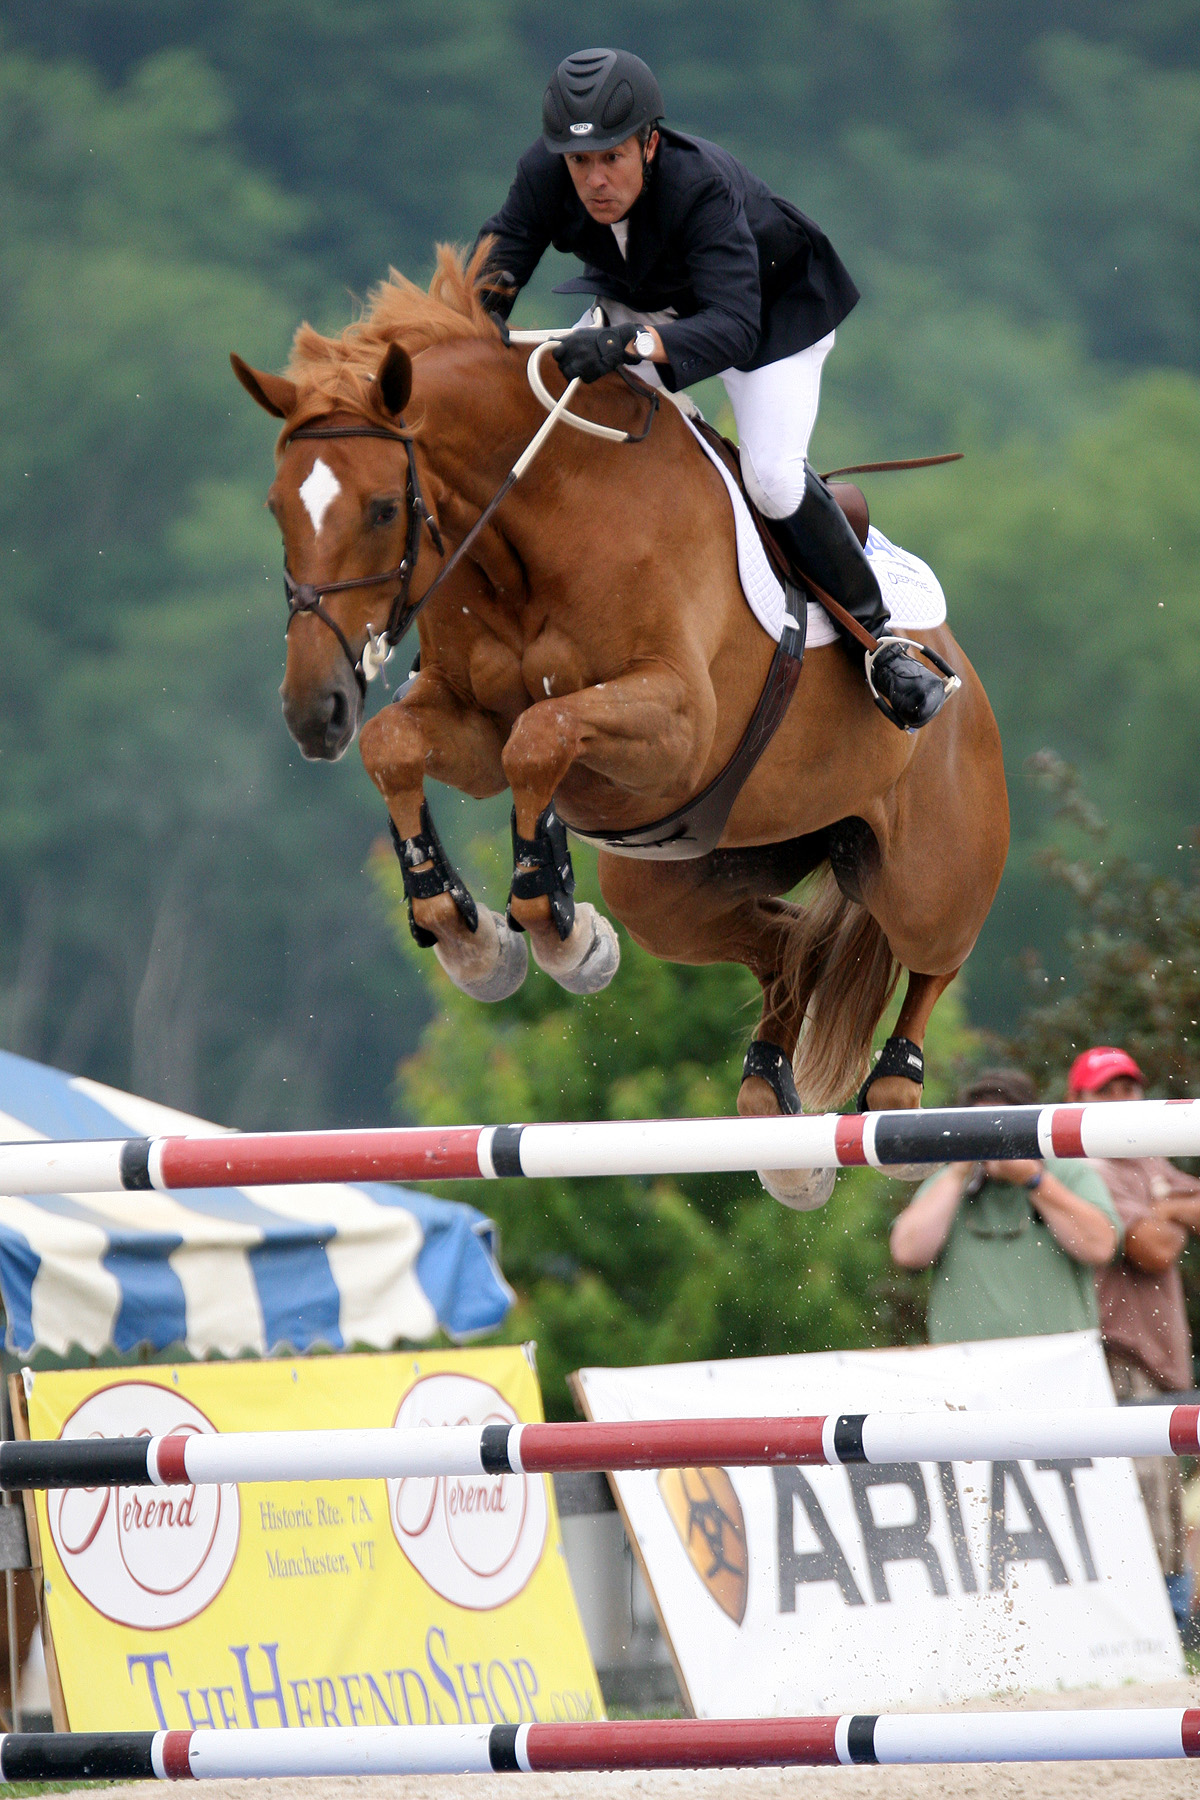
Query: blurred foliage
852 370 1200 1023
1010 752 1200 1098
0 1 1198 1129
0 39 420 1124
1006 750 1200 1361
376 837 982 1414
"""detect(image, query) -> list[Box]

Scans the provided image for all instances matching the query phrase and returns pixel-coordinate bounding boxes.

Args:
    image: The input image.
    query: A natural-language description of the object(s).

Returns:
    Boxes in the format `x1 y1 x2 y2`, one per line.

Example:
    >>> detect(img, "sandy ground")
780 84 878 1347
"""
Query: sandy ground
87 1678 1200 1800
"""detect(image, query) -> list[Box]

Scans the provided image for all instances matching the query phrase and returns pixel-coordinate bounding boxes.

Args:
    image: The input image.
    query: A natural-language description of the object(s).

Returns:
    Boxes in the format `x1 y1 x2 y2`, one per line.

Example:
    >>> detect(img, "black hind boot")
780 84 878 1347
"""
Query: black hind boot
771 466 950 729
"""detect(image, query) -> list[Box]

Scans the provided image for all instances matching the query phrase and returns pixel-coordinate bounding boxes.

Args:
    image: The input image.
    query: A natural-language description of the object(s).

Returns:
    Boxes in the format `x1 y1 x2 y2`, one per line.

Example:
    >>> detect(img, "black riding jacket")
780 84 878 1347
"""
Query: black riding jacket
477 128 859 389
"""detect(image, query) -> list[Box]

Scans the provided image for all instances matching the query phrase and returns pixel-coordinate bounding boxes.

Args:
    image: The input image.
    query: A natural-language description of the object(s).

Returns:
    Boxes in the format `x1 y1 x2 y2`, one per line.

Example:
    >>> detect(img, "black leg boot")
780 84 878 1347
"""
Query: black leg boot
770 466 950 729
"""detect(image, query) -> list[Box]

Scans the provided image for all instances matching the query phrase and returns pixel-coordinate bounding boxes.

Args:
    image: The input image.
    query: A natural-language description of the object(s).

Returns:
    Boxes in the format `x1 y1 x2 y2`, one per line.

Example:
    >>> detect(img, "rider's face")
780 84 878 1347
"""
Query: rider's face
564 130 659 224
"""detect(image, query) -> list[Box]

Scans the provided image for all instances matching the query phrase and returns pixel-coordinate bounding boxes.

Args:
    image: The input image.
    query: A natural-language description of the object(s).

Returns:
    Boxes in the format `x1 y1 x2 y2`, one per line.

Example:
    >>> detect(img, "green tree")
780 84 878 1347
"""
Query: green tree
1 0 1199 1116
1010 751 1200 1097
1007 750 1200 1354
0 43 428 1123
851 369 1200 1027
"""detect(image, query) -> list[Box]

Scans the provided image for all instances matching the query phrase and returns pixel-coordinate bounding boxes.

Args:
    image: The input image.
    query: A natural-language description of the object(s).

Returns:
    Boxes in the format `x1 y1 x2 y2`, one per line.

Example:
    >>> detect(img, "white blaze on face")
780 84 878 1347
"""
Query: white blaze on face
298 456 341 536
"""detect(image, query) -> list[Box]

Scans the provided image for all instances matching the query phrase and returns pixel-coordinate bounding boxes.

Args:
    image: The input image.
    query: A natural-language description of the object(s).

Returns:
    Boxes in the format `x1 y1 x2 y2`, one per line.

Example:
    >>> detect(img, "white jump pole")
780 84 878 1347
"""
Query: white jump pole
0 1712 1196 1780
0 1097 1198 1195
2 1403 1196 1491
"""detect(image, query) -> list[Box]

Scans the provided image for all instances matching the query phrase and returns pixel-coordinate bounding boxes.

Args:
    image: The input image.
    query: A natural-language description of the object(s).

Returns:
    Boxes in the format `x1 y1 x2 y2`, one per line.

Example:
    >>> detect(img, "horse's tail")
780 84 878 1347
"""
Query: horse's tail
777 867 900 1113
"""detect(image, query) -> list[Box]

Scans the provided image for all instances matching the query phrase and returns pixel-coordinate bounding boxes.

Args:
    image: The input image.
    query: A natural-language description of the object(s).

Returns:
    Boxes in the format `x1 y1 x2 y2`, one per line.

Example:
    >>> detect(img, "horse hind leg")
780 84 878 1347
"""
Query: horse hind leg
597 843 842 1210
740 865 901 1209
739 1037 838 1213
859 968 960 1111
856 967 961 1180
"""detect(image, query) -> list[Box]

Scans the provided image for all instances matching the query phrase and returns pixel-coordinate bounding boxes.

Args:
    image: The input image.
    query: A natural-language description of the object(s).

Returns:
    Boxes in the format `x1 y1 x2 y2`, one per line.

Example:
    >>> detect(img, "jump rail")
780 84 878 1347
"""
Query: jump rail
3 1405 1197 1490
1 1713 1198 1779
1 1098 1198 1194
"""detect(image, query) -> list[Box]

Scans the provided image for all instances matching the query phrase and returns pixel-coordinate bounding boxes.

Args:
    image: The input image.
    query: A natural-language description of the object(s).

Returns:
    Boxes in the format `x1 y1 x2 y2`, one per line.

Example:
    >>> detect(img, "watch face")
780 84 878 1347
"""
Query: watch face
635 331 655 357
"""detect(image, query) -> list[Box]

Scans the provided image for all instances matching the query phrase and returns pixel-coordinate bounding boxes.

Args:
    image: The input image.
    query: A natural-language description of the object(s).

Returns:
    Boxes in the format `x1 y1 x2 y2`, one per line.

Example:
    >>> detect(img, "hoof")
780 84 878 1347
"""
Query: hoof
434 908 528 1002
533 903 620 995
739 1053 836 1209
862 1072 925 1178
757 1165 838 1211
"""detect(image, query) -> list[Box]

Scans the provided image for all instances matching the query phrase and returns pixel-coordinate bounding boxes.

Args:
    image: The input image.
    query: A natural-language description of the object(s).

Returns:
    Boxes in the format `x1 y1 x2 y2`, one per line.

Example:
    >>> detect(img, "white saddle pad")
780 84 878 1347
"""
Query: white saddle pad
685 418 947 648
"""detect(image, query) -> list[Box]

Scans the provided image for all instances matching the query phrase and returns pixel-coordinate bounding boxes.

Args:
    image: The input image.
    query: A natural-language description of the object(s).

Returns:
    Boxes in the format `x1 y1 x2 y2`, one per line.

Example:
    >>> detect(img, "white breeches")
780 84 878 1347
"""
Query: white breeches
720 332 835 518
591 302 835 521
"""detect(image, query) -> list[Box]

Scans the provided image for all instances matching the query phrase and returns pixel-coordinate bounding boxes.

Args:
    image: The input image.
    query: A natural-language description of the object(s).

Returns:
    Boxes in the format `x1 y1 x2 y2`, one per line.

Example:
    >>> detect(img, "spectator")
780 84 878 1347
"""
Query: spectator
1070 1045 1200 1632
890 1067 1121 1343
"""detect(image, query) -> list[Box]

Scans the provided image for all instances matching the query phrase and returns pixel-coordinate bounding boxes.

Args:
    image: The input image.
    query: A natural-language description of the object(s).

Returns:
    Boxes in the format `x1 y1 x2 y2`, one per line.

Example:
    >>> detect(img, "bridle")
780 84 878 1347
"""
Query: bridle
281 362 658 697
281 421 444 695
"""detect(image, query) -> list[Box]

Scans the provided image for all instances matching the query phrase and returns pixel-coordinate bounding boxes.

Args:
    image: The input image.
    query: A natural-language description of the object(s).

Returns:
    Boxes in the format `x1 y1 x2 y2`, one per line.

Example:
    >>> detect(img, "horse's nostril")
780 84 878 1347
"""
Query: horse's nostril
326 688 349 737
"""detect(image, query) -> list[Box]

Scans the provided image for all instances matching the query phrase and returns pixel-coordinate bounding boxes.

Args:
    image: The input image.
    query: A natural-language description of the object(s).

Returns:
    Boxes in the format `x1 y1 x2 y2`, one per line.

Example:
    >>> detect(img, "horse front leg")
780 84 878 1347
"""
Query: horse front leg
359 673 529 1002
500 668 699 994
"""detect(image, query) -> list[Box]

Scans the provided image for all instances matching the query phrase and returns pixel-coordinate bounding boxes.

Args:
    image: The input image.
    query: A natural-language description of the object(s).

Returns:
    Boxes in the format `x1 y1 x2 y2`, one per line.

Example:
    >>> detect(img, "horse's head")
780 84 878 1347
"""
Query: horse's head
231 342 422 761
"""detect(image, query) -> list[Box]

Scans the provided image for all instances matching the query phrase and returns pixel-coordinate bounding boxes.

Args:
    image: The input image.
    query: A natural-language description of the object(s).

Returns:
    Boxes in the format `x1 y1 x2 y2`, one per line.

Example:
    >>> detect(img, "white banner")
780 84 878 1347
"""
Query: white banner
575 1332 1182 1716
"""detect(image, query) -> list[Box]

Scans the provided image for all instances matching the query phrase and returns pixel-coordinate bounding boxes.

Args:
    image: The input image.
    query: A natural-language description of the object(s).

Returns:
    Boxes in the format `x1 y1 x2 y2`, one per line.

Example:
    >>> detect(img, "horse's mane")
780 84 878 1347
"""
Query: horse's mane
284 241 501 427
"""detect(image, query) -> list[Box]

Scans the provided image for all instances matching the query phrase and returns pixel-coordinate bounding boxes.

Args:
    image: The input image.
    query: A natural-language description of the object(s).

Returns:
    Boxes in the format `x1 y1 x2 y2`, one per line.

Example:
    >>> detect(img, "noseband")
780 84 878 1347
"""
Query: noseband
282 421 444 695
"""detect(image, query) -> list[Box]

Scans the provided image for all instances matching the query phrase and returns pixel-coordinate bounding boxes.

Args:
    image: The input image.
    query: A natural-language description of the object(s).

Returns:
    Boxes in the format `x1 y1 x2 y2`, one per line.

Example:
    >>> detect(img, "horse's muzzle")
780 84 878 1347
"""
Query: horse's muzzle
280 673 362 762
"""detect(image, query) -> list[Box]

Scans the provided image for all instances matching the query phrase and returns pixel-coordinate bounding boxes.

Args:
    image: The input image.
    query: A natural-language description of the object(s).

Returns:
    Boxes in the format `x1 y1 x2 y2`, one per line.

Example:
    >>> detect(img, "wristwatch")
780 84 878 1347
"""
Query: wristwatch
633 328 657 360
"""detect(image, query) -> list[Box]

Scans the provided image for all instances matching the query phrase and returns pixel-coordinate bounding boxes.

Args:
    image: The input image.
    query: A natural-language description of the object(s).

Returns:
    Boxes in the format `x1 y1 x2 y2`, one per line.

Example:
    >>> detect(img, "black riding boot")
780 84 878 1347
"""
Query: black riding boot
771 467 949 729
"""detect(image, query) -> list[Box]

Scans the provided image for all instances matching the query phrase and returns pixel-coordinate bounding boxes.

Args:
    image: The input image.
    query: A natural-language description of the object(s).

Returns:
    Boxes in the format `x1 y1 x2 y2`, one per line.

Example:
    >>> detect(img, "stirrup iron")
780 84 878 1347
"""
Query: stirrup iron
865 636 961 729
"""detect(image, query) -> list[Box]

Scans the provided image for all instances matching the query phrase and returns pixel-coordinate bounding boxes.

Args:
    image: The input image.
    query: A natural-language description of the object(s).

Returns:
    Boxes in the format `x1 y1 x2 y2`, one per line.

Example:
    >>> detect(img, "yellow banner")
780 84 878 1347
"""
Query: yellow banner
25 1348 602 1732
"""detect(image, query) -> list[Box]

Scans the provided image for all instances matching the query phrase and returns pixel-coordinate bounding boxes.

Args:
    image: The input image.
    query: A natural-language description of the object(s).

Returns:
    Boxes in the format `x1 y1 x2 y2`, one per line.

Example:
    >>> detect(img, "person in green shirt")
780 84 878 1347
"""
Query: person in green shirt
890 1067 1122 1343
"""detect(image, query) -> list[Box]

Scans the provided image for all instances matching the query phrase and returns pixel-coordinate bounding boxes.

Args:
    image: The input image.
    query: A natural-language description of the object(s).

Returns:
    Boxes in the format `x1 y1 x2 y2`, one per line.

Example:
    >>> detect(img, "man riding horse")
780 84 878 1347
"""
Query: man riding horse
477 47 947 733
230 44 1008 1209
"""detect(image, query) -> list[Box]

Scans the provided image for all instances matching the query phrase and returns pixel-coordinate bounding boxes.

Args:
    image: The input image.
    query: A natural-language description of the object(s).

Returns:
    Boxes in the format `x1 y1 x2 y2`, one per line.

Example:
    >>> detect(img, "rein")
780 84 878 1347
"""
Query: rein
282 422 444 694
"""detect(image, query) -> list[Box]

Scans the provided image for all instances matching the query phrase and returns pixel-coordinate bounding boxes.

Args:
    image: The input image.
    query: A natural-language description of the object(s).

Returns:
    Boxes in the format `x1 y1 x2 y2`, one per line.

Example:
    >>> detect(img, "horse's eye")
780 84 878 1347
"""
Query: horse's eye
369 497 400 527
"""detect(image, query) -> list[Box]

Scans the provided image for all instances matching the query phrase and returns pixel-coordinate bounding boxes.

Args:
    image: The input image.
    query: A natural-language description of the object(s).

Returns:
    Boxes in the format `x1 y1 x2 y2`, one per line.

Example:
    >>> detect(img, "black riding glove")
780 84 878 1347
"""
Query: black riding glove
554 325 636 384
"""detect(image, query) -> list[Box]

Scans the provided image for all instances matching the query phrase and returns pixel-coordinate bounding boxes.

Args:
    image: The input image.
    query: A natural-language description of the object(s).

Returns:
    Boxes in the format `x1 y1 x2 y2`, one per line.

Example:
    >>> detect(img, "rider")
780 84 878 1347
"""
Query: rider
476 47 947 731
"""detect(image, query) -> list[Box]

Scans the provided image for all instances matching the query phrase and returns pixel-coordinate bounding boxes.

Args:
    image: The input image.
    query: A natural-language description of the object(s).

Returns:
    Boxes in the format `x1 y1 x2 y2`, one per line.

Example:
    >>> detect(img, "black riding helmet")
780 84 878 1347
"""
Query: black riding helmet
542 48 664 154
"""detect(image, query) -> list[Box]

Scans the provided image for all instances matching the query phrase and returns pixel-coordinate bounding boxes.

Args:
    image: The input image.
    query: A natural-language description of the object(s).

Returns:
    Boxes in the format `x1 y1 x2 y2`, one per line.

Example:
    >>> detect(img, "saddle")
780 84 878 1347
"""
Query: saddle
565 423 871 862
689 416 870 562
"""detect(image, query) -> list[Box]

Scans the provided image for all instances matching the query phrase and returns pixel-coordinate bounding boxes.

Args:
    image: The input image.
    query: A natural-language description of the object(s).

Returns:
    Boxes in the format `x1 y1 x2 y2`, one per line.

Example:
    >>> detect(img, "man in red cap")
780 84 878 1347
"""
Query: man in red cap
1071 1046 1200 1631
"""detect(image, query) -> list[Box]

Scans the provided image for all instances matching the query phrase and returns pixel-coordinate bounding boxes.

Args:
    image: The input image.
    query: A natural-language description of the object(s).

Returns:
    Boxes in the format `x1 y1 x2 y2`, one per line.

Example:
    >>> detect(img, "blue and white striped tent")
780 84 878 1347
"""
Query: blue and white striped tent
0 1051 513 1357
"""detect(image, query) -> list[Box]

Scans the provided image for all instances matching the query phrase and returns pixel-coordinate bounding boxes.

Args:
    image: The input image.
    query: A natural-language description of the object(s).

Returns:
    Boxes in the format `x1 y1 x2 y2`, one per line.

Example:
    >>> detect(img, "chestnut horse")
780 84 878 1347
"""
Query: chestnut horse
232 246 1008 1206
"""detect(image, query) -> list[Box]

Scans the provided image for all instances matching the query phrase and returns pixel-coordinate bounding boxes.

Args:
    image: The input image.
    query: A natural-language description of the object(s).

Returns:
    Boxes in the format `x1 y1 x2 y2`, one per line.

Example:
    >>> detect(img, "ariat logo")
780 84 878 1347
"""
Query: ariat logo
569 122 594 135
658 1466 748 1624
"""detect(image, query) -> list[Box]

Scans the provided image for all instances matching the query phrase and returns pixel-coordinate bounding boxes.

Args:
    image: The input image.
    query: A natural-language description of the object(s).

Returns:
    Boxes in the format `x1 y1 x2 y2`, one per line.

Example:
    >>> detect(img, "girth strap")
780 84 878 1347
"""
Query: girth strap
566 598 807 861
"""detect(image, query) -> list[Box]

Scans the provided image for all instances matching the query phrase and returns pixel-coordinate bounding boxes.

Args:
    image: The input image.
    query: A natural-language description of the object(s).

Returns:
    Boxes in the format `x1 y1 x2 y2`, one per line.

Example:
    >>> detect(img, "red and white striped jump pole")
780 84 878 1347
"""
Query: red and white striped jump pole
1 1713 1198 1780
1 1097 1199 1194
3 1404 1197 1491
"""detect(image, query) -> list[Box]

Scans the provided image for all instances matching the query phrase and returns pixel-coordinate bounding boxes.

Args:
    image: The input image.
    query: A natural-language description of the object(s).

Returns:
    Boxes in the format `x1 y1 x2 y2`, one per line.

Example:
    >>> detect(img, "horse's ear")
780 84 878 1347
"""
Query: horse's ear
372 342 412 419
230 353 298 420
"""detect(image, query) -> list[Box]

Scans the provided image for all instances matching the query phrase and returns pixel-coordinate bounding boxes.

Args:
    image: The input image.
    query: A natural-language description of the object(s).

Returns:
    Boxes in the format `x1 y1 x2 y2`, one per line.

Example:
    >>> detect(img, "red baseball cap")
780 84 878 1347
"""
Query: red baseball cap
1067 1046 1146 1097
